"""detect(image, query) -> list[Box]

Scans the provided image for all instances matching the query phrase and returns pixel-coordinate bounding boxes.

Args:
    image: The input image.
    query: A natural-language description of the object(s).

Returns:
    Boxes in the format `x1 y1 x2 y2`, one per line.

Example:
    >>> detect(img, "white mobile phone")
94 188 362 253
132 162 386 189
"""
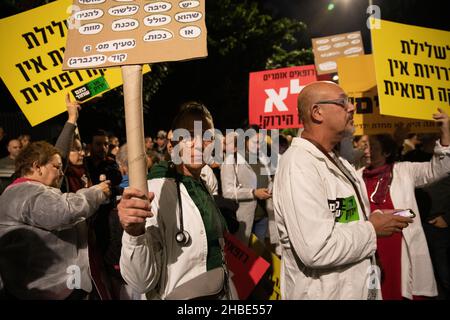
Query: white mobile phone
394 209 416 218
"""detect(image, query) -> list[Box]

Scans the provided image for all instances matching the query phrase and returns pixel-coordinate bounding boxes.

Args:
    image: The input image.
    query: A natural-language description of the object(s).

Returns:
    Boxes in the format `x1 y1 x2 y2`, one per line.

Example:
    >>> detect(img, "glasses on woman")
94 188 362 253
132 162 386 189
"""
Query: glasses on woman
48 162 63 173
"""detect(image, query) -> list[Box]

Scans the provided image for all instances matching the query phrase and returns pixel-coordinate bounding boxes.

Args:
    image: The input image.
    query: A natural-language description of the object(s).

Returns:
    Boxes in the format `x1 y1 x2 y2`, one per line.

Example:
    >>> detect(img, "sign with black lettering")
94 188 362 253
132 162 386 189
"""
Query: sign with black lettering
337 54 439 135
0 0 150 126
63 0 207 69
371 19 450 120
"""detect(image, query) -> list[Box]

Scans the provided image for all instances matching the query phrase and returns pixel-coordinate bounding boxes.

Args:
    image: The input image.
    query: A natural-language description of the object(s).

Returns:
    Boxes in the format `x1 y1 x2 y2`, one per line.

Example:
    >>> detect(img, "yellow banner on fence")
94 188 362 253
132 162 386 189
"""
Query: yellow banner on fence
371 19 450 120
337 54 439 135
0 0 150 126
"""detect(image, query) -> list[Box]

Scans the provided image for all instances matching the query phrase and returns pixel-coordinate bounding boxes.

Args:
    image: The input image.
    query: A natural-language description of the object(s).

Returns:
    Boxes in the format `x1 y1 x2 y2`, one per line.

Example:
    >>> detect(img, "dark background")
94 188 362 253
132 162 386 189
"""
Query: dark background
0 0 449 143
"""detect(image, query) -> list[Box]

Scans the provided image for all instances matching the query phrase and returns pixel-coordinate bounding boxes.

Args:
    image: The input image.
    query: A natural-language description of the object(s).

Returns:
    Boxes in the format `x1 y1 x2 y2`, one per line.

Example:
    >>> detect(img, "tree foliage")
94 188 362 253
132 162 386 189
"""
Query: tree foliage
144 0 313 133
1 0 313 136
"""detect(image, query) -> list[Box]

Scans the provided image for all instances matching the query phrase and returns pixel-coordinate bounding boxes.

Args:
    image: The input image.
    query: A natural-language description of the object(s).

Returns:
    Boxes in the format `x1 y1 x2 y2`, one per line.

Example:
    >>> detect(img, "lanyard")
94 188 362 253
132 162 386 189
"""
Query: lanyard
302 137 379 299
302 137 369 221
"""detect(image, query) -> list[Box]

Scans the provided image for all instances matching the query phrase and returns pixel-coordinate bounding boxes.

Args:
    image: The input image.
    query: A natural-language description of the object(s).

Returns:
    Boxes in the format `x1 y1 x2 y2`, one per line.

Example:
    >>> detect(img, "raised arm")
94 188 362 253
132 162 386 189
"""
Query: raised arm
55 93 80 160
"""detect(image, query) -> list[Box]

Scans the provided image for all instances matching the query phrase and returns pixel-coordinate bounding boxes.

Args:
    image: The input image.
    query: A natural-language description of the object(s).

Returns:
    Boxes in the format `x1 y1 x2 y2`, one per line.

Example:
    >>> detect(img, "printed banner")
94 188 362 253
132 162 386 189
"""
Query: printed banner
371 19 450 120
249 65 317 129
338 54 439 135
63 0 207 70
312 31 364 75
0 0 150 127
223 232 270 300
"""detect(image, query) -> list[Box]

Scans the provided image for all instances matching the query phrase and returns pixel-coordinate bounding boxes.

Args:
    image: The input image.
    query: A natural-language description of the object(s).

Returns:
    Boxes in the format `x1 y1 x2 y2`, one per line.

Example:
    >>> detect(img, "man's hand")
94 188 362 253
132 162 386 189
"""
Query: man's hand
433 108 449 146
369 209 413 237
253 188 271 200
65 93 80 124
428 215 448 229
118 187 155 237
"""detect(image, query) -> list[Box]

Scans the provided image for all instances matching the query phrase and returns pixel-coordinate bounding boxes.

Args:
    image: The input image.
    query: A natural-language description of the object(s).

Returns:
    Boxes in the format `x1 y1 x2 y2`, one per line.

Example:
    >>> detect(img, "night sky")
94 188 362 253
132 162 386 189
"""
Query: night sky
262 0 449 54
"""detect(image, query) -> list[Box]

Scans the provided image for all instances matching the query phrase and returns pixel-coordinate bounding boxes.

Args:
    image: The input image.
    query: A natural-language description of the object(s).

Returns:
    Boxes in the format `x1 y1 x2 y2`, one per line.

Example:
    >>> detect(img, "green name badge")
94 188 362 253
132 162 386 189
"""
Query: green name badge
71 76 110 102
330 196 360 223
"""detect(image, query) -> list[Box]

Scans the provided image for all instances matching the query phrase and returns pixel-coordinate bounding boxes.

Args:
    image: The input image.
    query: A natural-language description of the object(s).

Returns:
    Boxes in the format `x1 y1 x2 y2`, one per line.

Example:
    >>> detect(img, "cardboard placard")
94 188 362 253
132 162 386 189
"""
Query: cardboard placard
62 0 207 70
371 19 450 120
249 65 317 129
337 54 439 135
0 0 150 126
312 31 364 75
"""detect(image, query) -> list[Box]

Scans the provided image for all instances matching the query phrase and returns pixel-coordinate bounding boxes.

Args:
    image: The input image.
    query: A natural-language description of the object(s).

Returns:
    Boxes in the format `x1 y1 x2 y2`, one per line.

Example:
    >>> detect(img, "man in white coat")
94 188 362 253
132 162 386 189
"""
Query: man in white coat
273 81 413 299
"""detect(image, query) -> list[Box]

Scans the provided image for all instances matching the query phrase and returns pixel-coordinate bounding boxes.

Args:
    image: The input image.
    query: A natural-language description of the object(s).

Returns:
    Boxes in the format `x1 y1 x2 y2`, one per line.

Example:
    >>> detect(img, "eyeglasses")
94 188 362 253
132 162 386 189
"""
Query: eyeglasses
315 97 351 110
48 162 63 172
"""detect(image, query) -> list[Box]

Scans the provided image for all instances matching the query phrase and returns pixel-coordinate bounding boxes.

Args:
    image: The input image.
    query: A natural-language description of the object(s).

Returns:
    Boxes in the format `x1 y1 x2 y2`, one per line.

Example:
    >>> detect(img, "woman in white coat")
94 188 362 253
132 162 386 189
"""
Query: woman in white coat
221 130 274 246
357 108 450 299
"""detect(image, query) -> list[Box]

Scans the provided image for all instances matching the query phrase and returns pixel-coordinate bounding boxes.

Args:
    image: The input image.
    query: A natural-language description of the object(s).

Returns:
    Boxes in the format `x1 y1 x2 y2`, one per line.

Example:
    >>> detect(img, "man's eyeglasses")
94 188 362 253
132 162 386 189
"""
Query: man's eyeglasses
314 97 351 110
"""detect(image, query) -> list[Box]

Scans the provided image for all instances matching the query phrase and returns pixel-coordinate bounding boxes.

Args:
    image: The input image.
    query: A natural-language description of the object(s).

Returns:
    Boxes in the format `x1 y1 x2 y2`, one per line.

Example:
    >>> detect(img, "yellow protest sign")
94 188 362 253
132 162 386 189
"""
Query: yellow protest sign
0 0 150 127
338 54 439 135
371 19 450 120
249 234 281 300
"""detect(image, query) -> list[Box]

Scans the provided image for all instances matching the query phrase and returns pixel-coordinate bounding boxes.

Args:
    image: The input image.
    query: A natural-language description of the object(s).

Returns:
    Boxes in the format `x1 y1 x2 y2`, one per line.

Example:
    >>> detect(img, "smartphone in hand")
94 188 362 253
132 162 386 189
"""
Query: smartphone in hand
394 209 416 218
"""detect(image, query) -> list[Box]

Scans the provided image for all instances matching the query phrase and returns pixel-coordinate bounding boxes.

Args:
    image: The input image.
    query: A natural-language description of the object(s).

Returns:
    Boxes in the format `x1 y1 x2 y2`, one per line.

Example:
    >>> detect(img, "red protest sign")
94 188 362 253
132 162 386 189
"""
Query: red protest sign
224 232 270 300
249 65 317 129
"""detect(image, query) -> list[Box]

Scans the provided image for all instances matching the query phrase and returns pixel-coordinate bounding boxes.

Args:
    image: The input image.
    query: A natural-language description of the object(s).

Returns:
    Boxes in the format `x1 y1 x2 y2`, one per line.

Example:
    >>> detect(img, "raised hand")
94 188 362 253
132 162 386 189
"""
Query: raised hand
65 93 81 124
433 108 449 146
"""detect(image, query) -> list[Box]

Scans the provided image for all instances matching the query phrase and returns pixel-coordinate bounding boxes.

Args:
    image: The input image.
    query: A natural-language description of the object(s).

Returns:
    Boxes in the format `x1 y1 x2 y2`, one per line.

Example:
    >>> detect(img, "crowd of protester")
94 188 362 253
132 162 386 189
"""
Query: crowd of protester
0 83 449 300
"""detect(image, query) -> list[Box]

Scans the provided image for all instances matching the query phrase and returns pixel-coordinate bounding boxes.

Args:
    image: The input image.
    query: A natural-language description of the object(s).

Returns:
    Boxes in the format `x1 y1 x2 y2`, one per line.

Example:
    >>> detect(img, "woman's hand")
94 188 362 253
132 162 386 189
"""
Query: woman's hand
95 180 111 198
433 108 449 146
65 93 80 124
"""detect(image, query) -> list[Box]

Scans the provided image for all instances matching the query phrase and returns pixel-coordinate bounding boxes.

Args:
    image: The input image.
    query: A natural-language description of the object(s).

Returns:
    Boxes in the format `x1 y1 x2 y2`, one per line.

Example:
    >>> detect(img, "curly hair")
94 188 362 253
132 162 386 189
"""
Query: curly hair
15 141 61 177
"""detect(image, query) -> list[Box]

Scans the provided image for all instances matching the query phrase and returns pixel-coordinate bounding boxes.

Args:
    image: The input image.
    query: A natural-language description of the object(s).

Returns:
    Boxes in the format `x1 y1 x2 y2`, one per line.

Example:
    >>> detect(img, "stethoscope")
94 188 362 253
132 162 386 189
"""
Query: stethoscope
171 161 225 246
170 162 191 246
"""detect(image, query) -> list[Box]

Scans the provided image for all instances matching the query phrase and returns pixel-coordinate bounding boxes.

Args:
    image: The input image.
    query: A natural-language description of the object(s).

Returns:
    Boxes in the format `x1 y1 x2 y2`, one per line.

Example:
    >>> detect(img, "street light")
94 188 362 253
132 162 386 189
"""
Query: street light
327 0 377 53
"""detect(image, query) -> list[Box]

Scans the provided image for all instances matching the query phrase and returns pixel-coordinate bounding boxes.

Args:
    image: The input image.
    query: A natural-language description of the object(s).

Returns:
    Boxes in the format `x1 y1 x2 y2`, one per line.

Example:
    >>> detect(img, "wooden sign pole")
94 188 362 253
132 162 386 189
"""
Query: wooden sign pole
121 64 148 194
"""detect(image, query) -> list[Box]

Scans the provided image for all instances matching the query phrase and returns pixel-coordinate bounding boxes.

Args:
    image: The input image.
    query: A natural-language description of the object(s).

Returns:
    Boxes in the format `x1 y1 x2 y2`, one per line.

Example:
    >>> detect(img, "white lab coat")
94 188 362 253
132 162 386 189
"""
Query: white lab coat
200 165 218 195
273 137 378 299
120 178 217 299
356 141 450 299
221 152 276 245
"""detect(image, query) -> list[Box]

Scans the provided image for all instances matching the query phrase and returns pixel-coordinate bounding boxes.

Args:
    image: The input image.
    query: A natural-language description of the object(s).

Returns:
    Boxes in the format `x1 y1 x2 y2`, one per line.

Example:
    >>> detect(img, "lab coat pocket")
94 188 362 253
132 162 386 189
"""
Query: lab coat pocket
306 272 339 300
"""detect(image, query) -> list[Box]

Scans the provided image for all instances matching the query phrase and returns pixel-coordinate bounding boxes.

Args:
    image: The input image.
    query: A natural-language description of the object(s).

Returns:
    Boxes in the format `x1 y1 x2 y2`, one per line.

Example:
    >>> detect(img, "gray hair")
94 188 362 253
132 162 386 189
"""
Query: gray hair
116 144 128 169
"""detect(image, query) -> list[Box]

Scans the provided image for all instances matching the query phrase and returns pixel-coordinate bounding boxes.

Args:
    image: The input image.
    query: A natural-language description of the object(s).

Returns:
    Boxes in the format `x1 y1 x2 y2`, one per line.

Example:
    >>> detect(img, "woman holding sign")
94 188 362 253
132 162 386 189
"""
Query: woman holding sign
358 108 450 300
